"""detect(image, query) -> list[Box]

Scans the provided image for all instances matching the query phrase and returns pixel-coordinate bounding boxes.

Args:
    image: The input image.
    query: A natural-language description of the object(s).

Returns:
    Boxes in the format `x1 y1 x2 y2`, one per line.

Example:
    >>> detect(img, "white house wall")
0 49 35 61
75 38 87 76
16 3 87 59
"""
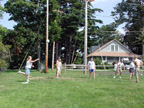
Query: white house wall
99 41 130 53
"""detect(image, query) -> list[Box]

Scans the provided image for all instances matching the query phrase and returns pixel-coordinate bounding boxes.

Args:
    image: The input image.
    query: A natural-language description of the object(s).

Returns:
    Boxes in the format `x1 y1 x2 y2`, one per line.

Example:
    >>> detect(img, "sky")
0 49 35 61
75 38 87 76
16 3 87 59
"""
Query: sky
0 0 124 33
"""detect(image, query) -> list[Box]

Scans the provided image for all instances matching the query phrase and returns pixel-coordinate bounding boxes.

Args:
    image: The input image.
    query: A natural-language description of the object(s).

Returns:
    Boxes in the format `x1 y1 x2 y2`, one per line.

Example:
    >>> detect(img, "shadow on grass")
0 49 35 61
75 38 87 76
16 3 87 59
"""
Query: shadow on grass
16 80 25 82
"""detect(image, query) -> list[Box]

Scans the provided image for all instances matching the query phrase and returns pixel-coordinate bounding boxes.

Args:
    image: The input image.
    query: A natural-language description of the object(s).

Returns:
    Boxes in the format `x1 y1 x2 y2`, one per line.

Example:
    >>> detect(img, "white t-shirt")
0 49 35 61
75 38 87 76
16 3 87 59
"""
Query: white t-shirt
114 64 118 71
118 62 124 68
25 61 32 69
88 61 95 69
129 62 135 69
56 61 62 69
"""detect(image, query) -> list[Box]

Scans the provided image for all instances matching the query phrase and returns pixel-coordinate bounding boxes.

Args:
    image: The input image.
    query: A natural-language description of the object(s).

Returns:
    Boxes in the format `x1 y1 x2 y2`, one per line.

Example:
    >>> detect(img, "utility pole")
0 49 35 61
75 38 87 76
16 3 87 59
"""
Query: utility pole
84 0 94 74
84 0 88 74
45 0 49 73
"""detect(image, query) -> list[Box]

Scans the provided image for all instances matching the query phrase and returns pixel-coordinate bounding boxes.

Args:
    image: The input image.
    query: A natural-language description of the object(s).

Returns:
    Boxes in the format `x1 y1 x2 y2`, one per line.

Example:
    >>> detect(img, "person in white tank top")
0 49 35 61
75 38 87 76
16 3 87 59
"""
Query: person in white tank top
18 56 39 84
56 57 62 78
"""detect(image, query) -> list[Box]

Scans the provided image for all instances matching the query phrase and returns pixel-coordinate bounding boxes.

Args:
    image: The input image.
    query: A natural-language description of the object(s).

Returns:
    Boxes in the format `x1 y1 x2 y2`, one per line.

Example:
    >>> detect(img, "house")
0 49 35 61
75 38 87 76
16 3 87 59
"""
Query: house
88 39 141 64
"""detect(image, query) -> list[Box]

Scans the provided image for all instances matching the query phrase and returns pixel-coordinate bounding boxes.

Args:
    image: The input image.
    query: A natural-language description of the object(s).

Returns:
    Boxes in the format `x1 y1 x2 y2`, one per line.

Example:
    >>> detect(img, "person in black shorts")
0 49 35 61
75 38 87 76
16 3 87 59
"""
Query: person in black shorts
129 60 135 80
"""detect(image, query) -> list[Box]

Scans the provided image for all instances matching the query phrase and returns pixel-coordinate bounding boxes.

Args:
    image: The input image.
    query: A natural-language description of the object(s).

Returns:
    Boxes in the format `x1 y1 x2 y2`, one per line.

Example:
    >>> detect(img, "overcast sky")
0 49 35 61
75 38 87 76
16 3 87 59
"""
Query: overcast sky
0 0 123 32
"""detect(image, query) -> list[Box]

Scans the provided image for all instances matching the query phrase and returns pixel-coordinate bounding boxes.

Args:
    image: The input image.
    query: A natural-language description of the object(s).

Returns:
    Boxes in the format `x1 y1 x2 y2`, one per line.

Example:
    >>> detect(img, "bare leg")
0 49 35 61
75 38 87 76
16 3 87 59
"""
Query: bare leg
93 72 95 79
56 73 58 78
18 71 26 75
136 75 139 83
120 70 122 77
56 72 60 78
113 71 118 78
136 71 139 83
130 73 132 80
27 74 30 82
21 72 26 75
136 69 139 83
89 72 92 79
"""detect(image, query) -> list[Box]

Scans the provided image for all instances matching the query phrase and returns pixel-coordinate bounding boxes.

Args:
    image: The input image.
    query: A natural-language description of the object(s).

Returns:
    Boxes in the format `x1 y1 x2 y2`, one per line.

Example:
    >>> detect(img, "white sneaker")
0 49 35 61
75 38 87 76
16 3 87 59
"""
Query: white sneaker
17 70 22 74
22 82 29 84
113 76 116 78
119 76 121 78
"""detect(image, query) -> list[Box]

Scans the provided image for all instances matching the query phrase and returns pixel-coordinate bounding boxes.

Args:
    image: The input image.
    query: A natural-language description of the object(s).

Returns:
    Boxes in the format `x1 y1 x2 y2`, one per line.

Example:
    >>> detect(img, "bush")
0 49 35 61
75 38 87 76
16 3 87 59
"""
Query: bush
0 42 10 71
94 57 101 65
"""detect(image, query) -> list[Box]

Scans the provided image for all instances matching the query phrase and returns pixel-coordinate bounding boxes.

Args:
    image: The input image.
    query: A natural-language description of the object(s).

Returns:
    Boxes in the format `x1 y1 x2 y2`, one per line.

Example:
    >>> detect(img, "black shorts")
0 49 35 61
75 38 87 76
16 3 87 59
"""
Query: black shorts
129 68 134 73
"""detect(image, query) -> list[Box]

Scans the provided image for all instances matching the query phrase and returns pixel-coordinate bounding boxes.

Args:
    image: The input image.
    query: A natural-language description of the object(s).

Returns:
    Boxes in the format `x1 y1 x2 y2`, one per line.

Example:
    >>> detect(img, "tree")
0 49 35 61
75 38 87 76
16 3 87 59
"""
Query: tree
0 3 10 70
4 0 61 69
88 22 122 48
3 0 103 69
56 0 103 64
112 0 144 54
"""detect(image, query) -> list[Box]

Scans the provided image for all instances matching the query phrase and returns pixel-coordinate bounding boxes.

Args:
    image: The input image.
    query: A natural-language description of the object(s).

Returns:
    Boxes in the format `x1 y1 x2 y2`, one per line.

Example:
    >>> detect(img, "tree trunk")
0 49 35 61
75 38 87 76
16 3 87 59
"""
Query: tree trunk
37 42 41 71
68 36 72 64
71 40 77 64
52 41 55 71
37 26 41 71
56 42 59 60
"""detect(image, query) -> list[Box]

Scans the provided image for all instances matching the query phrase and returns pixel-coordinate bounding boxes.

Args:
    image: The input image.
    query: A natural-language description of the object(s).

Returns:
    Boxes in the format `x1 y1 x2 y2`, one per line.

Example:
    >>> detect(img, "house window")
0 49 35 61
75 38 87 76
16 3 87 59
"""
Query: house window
115 45 119 52
111 45 115 52
111 44 119 52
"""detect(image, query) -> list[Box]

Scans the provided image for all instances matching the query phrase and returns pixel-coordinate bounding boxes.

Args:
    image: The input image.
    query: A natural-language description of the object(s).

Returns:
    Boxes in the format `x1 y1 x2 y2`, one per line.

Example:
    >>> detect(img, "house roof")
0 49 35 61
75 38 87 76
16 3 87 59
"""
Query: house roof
88 39 141 58
88 52 140 58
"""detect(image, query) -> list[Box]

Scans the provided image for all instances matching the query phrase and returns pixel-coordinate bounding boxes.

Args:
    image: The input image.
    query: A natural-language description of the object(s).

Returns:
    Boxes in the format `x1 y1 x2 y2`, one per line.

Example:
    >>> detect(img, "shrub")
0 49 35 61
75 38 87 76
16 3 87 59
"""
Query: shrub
0 42 11 71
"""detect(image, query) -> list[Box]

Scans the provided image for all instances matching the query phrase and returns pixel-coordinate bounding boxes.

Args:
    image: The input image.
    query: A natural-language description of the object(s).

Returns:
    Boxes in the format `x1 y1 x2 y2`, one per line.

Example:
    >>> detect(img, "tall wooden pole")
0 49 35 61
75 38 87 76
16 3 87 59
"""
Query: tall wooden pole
84 0 94 74
52 41 55 71
45 0 49 73
84 0 88 74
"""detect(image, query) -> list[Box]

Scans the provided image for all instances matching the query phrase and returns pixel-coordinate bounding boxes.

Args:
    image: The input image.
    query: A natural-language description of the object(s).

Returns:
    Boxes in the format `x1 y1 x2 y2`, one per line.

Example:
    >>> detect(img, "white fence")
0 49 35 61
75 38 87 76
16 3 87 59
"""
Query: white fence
63 64 144 74
63 64 114 73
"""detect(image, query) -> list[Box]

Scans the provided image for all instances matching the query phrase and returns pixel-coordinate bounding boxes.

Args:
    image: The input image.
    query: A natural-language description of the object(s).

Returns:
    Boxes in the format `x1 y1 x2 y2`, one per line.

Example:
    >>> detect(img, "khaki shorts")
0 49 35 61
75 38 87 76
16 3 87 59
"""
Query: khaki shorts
118 68 123 72
135 67 140 77
56 67 61 73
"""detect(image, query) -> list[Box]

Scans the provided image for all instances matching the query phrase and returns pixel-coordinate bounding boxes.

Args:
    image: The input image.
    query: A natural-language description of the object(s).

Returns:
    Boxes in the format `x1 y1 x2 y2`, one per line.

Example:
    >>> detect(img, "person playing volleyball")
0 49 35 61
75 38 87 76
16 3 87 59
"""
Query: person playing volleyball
18 56 39 84
88 58 96 79
56 57 62 79
134 57 143 83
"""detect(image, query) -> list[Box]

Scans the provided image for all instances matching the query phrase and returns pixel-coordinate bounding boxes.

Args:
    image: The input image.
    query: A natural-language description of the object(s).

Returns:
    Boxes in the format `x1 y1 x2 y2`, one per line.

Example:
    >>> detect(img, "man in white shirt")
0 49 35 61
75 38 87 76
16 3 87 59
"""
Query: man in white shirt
88 58 96 79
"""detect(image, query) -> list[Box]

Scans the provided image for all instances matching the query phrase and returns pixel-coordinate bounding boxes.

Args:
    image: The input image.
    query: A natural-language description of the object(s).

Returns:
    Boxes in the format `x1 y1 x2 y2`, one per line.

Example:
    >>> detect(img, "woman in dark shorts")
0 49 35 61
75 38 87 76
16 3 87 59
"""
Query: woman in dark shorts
129 61 135 80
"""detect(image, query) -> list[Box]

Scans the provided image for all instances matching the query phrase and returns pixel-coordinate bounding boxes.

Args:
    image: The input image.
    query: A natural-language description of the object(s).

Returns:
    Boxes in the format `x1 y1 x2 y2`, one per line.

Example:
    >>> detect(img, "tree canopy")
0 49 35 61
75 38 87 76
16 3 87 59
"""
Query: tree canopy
112 0 144 54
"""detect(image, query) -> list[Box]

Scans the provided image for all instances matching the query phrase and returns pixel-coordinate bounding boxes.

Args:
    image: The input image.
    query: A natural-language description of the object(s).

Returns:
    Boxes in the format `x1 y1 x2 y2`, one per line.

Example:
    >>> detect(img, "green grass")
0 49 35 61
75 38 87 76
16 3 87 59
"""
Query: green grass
0 70 144 108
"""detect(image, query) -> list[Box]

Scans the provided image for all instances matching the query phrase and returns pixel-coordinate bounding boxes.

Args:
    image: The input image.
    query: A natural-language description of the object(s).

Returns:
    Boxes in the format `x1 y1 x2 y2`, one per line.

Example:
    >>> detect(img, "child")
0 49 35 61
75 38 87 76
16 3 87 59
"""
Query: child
88 58 96 79
129 60 135 80
117 60 125 78
113 61 118 78
56 57 62 78
18 56 39 84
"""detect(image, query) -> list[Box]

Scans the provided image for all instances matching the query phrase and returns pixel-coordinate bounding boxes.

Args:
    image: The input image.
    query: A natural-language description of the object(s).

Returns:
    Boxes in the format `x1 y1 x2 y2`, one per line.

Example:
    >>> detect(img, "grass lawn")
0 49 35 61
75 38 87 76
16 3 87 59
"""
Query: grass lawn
0 70 144 108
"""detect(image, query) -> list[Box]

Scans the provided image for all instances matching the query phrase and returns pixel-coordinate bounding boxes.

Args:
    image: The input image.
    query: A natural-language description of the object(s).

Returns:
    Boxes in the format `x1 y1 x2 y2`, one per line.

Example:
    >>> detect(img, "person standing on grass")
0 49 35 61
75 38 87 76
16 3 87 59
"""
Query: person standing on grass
117 60 125 78
134 57 143 83
56 57 62 79
18 56 39 84
88 58 96 79
113 61 118 78
129 60 135 80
